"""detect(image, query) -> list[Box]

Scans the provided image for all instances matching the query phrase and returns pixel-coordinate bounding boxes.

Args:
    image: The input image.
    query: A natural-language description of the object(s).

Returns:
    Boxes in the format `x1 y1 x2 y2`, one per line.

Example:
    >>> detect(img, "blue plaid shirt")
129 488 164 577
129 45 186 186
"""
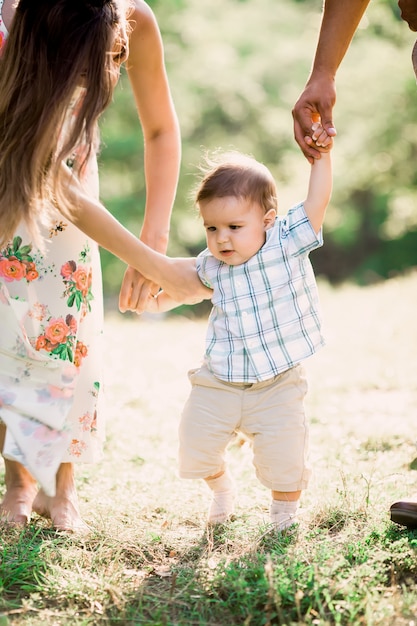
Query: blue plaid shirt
196 202 325 383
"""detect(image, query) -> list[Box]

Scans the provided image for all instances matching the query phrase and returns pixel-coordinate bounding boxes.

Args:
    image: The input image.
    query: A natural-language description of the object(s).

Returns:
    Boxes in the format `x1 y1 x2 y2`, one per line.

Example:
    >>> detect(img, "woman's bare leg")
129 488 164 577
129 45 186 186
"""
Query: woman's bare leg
32 462 90 533
0 425 38 525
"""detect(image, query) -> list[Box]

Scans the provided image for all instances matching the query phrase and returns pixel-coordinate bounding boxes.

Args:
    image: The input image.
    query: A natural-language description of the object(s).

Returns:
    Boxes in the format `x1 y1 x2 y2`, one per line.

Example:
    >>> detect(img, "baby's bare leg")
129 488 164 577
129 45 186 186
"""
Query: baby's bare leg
272 490 301 501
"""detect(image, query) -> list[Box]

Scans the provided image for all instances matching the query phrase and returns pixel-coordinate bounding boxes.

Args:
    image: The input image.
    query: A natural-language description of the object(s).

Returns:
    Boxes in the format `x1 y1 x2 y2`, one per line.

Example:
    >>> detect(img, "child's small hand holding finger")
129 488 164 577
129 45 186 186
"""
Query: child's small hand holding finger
311 122 334 149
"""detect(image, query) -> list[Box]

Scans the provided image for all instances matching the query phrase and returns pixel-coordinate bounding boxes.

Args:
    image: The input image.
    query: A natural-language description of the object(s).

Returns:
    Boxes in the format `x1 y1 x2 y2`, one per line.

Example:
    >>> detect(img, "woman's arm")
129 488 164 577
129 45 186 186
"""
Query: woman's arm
60 165 210 305
146 284 212 314
125 0 181 252
119 0 182 312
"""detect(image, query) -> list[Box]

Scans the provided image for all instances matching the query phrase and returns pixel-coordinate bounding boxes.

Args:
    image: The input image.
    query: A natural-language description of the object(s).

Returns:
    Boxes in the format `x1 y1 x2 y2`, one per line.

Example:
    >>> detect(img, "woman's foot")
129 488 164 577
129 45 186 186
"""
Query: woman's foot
0 460 38 526
32 491 90 533
32 463 90 533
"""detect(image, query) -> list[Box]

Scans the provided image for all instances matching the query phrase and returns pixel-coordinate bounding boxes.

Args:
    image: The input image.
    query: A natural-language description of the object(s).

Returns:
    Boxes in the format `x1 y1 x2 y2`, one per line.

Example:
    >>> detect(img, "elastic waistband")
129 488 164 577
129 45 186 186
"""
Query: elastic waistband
220 364 299 391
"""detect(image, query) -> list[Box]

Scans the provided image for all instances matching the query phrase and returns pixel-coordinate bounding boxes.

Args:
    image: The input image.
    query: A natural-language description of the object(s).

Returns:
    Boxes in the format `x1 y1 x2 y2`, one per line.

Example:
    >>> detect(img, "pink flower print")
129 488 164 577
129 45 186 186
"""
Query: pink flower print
35 385 74 404
34 424 61 443
36 317 76 361
68 439 87 458
0 256 26 282
19 419 38 437
74 340 88 368
0 389 16 407
61 364 78 384
72 267 89 296
66 314 78 334
0 239 39 284
79 412 94 432
77 342 88 357
36 335 48 351
25 262 39 282
45 318 71 345
47 384 74 400
61 260 76 278
29 302 48 322
61 260 93 313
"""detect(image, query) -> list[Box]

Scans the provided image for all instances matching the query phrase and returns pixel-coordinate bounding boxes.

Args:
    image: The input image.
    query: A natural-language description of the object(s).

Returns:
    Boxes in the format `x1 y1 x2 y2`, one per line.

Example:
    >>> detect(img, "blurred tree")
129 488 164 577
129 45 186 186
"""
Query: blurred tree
98 0 417 307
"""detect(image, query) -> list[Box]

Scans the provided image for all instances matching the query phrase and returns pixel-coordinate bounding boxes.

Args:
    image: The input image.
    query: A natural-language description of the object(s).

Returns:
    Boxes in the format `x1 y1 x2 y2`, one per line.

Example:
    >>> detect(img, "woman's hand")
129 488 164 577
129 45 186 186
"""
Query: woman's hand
119 266 160 314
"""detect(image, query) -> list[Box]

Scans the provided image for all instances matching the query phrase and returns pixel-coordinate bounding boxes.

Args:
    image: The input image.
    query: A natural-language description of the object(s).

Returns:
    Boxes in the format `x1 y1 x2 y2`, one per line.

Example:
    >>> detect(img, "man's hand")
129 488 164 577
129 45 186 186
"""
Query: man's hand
292 74 337 163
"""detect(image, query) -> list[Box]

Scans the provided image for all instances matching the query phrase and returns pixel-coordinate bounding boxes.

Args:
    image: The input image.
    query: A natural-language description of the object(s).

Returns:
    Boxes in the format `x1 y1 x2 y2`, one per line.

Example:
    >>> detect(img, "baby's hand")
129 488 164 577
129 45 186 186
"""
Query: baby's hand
311 121 334 151
143 292 160 314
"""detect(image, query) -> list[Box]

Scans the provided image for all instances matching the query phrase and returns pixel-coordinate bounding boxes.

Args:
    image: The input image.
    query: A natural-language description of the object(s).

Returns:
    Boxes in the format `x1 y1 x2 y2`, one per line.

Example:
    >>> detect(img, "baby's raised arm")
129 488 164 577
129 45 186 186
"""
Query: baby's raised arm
303 122 334 234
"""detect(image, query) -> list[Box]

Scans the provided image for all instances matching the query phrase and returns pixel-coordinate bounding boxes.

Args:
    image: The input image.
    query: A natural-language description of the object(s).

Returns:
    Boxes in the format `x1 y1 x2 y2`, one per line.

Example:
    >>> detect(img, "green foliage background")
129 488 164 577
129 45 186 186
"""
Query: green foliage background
98 0 417 299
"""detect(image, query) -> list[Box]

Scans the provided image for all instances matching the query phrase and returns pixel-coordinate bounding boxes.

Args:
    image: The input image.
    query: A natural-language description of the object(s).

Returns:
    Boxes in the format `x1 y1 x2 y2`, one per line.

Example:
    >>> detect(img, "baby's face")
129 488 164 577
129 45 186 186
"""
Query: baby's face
200 196 274 265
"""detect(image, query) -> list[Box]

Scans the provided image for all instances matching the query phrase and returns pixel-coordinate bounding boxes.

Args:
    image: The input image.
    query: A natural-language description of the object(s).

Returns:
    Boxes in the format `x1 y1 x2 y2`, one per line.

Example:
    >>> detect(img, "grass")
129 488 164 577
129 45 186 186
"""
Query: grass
1 270 417 625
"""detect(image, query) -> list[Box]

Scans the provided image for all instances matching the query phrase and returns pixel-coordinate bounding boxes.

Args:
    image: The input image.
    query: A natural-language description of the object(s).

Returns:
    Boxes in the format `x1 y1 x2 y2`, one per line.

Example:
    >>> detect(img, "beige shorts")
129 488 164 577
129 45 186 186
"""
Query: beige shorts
179 363 311 492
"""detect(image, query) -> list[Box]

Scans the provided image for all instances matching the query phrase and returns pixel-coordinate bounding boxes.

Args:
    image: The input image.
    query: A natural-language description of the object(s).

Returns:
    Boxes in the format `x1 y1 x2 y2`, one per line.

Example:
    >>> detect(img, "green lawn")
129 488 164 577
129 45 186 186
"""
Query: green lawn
1 271 417 625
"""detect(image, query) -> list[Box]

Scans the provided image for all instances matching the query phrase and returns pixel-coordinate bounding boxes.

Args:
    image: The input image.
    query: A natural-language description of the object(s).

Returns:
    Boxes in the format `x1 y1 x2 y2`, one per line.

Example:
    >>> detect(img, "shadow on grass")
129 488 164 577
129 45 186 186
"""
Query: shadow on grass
111 516 417 626
107 520 299 625
89 514 416 625
3 514 417 625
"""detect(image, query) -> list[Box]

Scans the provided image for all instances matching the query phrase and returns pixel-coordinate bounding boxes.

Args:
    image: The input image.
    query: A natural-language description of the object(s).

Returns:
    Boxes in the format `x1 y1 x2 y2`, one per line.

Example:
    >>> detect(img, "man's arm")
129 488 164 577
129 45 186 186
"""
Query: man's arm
292 0 371 163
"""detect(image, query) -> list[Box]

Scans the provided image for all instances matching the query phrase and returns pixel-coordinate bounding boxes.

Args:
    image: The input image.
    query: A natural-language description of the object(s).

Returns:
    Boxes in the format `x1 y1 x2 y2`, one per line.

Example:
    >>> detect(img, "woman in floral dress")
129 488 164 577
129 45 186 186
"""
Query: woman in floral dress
0 0 181 531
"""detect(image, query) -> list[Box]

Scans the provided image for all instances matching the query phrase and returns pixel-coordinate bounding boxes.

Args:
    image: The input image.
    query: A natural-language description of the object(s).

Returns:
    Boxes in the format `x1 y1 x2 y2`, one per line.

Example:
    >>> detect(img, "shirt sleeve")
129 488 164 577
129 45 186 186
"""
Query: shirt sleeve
196 249 214 289
283 202 323 257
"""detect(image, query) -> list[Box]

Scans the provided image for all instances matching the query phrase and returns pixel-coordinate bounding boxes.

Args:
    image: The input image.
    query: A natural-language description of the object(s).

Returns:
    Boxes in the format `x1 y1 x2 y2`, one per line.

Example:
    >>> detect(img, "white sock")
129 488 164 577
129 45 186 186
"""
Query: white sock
270 499 299 531
205 471 236 524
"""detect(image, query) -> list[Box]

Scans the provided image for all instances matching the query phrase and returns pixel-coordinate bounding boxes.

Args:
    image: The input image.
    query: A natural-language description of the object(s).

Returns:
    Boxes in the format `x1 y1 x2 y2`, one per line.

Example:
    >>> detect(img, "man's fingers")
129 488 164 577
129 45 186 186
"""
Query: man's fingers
294 123 318 164
323 123 337 136
318 108 337 137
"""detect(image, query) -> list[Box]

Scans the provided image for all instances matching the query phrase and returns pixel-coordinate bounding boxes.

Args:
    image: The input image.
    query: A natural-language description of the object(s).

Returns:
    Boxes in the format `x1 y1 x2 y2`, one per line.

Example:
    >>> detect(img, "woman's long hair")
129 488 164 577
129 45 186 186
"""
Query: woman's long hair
0 0 126 248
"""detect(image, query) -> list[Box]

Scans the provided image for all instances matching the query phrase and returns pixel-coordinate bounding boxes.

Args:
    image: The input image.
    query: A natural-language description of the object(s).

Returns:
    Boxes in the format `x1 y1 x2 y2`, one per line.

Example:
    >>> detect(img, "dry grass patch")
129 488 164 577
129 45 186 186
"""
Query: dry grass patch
1 271 417 624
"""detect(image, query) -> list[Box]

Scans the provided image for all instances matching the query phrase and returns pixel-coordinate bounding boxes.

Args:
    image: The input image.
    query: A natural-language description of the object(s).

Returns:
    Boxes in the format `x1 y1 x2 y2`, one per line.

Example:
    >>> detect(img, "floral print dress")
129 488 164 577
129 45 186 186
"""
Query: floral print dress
0 7 105 496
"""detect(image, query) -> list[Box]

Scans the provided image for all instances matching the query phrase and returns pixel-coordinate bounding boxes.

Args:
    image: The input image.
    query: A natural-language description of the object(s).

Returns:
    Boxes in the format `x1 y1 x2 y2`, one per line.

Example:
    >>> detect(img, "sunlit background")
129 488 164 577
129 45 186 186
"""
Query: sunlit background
98 0 417 306
2 4 417 621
